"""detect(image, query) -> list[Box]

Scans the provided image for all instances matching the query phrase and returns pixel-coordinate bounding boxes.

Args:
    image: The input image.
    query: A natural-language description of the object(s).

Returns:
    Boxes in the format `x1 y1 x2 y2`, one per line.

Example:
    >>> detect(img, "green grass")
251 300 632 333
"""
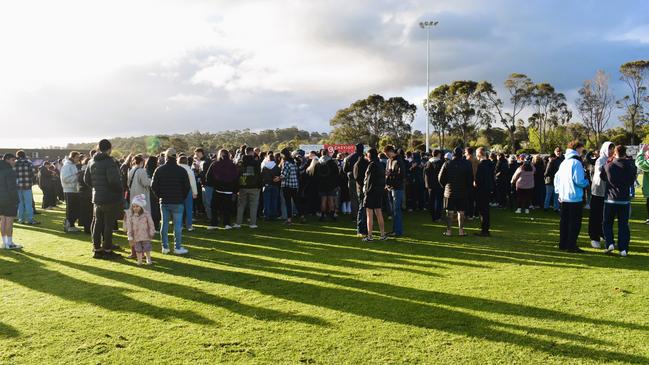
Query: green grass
1 190 649 364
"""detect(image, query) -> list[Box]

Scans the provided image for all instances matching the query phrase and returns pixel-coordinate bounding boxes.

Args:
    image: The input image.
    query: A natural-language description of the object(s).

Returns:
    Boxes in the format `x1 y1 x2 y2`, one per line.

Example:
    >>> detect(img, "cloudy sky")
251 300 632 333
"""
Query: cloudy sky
1 0 648 148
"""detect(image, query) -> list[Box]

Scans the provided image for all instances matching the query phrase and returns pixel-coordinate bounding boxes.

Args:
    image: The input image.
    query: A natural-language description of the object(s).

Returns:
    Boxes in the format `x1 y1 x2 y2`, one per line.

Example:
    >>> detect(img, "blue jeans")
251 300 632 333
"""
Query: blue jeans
263 185 279 219
183 191 193 229
17 189 34 223
357 190 368 235
161 203 184 250
603 202 631 252
389 189 404 236
544 185 559 210
202 186 213 220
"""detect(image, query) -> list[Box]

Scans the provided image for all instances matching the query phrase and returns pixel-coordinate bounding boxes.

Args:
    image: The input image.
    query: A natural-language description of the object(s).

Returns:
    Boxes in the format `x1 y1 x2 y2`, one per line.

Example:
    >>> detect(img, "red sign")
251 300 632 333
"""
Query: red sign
324 144 356 154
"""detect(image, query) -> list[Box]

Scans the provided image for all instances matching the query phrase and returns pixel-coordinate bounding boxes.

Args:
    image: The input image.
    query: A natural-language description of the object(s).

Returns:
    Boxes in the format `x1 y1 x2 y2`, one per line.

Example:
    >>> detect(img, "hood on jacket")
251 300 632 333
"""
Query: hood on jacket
355 143 364 154
564 149 580 160
598 142 613 163
263 160 276 170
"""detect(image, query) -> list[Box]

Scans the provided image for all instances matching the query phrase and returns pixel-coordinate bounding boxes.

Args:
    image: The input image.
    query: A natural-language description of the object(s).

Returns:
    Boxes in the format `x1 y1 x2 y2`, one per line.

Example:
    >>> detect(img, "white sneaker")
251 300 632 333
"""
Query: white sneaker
524 209 530 214
224 225 232 230
604 244 615 253
187 227 194 232
620 250 627 257
515 208 522 214
232 224 241 229
206 226 218 230
249 225 258 229
174 247 188 255
67 226 81 233
6 243 22 250
590 240 601 249
161 247 170 254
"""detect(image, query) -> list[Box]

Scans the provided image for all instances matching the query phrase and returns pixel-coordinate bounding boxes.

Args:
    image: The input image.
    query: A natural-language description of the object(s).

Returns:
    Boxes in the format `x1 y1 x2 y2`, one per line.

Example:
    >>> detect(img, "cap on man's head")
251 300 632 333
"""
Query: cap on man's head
98 139 112 152
165 148 177 159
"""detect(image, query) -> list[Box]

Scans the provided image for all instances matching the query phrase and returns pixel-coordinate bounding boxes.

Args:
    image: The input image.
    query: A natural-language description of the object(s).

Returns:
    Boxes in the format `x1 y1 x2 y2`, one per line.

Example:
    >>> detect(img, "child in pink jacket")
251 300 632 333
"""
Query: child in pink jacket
124 194 156 265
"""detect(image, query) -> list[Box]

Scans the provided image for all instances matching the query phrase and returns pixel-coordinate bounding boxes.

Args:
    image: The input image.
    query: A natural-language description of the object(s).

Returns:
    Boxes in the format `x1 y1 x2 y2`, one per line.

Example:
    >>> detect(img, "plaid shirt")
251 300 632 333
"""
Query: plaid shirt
14 158 35 190
281 160 299 189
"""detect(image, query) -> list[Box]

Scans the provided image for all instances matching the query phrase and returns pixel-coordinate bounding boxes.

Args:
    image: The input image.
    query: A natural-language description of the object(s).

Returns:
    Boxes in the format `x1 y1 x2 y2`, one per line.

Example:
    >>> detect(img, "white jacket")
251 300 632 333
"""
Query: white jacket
180 164 198 196
60 159 80 193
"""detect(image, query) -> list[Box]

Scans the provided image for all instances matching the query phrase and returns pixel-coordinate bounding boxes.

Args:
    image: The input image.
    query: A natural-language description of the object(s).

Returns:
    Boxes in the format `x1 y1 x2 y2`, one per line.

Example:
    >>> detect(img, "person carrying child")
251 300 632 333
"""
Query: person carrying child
124 194 155 265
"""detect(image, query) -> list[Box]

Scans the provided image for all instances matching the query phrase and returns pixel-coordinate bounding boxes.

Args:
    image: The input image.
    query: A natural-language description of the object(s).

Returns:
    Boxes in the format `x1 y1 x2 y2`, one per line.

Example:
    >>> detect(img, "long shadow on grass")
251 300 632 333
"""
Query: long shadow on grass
29 253 328 327
0 252 212 325
37 251 649 363
0 322 20 338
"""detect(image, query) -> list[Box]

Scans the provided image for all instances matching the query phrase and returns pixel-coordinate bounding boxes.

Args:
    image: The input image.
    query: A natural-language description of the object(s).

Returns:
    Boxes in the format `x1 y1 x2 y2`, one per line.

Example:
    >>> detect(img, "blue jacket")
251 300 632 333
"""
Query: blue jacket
554 149 589 203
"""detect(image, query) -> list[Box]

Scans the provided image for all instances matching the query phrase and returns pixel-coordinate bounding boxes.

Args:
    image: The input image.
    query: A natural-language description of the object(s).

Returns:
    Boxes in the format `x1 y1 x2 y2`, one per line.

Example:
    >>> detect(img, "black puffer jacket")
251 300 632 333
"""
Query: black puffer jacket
151 158 191 205
353 157 369 192
424 158 444 191
83 152 123 205
475 159 495 193
438 157 473 199
0 160 18 208
343 143 364 179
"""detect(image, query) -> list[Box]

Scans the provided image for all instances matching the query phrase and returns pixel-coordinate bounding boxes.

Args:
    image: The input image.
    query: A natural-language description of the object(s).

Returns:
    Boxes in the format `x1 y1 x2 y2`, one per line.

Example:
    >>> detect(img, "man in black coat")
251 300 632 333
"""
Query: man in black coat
343 143 364 216
353 152 370 236
0 154 21 249
83 139 123 259
474 147 495 236
544 147 563 212
151 148 191 255
424 149 444 222
438 147 473 236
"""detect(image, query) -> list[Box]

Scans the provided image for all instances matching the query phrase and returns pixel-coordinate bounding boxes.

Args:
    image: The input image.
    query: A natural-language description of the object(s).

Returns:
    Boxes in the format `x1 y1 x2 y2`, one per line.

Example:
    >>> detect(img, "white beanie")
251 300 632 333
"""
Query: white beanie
131 194 147 208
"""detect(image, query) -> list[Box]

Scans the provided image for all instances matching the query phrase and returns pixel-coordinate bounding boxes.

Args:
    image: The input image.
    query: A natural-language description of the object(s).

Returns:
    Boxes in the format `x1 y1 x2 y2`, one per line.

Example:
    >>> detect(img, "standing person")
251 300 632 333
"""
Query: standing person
127 155 152 213
261 153 281 221
83 139 123 259
151 148 190 255
123 194 156 265
362 148 387 241
206 149 239 230
532 155 545 209
316 149 338 221
424 149 444 222
438 147 473 237
60 151 82 232
383 145 405 237
343 143 364 217
589 142 614 248
195 148 213 222
635 146 649 224
601 145 636 256
279 148 299 225
464 147 479 219
145 156 161 232
353 149 370 237
494 153 509 208
236 147 262 228
78 156 94 234
0 154 21 249
474 147 494 236
544 147 563 212
511 155 536 214
177 155 198 231
39 162 57 210
13 150 39 225
554 141 589 253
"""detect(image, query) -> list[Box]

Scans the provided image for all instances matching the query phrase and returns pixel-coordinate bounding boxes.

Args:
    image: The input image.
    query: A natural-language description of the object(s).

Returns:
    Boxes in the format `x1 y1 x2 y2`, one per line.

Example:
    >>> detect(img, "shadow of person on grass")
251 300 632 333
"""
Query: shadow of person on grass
0 322 20 338
29 251 649 364
25 252 328 327
0 251 212 325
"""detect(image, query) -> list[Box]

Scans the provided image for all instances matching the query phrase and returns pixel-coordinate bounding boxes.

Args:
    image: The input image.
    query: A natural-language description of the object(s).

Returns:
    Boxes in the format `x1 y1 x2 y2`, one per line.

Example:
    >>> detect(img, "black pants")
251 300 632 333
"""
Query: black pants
79 192 93 233
588 195 604 242
428 188 443 221
559 202 583 250
476 192 490 233
283 187 299 219
91 201 122 251
64 192 80 227
150 191 161 231
466 187 476 217
211 192 233 227
42 185 57 208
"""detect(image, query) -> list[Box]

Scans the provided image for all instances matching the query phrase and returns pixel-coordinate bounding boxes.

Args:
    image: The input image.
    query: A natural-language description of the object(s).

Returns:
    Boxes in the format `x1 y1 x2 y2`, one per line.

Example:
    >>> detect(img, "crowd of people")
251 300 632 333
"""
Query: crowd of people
0 138 645 262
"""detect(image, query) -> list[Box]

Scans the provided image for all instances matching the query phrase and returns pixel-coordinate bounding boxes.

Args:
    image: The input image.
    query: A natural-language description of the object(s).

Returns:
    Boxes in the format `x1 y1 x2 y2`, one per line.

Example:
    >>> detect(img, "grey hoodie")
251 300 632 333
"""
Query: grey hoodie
591 141 613 197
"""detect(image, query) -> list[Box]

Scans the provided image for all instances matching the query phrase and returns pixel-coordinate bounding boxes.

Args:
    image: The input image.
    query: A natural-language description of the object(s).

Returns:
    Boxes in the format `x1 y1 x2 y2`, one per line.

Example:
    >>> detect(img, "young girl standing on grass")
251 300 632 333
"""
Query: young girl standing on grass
124 194 155 265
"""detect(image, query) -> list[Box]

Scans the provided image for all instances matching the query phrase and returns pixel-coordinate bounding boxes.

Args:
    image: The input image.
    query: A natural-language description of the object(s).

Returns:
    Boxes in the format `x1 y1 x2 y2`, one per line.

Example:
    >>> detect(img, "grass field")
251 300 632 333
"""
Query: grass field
1 190 648 364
